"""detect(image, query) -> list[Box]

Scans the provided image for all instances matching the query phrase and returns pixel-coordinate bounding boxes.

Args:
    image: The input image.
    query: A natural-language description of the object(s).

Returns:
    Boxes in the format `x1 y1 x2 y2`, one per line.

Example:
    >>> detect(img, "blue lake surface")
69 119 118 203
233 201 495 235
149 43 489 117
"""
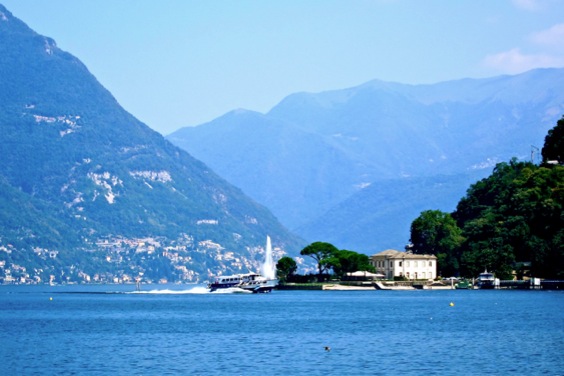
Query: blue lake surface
1 285 563 375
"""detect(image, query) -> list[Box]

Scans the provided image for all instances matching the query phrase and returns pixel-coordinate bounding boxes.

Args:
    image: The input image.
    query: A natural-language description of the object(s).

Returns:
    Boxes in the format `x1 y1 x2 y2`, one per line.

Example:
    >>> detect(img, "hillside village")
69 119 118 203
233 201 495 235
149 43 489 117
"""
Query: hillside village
0 234 285 285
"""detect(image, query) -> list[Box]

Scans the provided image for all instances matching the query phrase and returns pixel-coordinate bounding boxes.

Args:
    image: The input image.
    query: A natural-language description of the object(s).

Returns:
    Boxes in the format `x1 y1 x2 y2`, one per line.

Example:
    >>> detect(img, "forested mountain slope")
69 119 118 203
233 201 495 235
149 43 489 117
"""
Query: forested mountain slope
0 5 304 284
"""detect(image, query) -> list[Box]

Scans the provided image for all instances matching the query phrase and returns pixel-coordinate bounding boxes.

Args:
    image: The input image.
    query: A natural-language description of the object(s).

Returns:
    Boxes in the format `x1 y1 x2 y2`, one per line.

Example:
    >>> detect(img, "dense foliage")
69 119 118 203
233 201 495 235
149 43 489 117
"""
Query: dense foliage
324 250 375 278
455 159 563 279
298 242 374 281
410 210 464 276
300 242 339 280
542 116 564 164
275 256 297 282
410 117 564 279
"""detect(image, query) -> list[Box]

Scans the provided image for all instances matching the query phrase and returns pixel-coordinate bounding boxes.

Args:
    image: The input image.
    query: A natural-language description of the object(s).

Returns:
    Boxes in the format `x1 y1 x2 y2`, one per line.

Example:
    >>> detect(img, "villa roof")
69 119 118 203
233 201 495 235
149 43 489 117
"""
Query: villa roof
371 249 436 260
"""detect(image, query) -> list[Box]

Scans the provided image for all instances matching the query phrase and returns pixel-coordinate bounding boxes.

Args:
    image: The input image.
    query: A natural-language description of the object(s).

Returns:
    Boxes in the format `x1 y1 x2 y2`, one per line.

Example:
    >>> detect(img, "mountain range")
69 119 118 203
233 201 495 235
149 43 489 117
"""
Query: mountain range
168 68 564 252
2 2 562 285
0 4 304 284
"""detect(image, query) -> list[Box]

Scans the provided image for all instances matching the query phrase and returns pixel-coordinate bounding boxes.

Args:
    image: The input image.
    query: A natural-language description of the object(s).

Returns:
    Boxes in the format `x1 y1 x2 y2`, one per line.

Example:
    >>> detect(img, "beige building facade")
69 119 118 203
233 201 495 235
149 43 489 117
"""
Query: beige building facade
370 249 437 280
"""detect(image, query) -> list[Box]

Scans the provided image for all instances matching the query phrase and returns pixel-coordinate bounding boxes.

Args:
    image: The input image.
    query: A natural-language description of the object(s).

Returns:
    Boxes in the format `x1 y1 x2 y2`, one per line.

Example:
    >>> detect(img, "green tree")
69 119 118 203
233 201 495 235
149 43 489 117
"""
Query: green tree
325 250 375 278
410 210 464 276
300 242 339 281
454 158 564 279
276 256 297 282
457 211 516 279
542 115 564 164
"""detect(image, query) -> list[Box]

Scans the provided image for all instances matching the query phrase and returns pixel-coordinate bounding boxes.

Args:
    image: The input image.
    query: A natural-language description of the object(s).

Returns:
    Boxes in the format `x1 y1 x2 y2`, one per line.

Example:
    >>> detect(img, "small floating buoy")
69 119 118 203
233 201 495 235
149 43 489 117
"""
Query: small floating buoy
324 346 331 352
449 302 454 307
49 297 53 301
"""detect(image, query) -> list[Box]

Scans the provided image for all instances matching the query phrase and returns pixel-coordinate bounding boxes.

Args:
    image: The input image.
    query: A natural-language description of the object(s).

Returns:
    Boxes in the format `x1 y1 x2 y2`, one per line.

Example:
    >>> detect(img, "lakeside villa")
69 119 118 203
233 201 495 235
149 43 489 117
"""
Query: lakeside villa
370 249 437 280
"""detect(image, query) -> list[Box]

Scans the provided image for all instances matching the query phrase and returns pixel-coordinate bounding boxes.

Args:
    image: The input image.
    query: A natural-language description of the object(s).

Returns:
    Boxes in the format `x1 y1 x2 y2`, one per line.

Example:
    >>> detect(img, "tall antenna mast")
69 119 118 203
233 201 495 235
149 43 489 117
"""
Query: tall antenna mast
531 145 540 164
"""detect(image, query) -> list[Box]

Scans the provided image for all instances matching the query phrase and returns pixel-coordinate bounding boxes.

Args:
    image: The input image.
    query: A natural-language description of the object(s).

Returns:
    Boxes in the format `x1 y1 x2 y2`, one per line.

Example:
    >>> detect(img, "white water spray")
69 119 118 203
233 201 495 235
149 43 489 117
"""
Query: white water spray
260 235 276 279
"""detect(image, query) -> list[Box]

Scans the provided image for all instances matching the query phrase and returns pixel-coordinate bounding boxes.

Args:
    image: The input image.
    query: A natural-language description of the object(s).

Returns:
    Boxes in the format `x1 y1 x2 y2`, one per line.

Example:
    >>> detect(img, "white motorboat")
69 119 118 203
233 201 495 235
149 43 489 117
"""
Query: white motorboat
208 272 278 293
476 269 497 289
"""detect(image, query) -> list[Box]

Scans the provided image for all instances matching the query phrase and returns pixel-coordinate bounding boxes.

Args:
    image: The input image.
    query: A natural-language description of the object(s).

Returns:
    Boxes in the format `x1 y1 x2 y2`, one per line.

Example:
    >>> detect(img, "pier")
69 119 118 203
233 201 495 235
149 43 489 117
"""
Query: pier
498 279 564 290
278 279 564 291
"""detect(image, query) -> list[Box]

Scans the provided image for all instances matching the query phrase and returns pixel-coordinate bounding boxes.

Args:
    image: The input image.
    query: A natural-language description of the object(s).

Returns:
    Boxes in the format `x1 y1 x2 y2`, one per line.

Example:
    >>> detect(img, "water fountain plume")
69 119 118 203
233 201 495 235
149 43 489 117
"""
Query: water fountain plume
260 235 276 279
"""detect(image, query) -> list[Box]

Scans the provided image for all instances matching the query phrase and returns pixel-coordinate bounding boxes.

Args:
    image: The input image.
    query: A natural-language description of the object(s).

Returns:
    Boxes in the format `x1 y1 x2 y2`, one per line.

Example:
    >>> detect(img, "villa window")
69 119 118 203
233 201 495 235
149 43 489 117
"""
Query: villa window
399 261 402 267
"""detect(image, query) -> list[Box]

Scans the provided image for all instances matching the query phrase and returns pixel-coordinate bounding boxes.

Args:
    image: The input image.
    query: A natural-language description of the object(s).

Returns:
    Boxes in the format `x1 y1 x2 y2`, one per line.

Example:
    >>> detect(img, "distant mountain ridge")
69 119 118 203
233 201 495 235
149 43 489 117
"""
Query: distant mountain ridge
0 4 304 284
168 68 564 252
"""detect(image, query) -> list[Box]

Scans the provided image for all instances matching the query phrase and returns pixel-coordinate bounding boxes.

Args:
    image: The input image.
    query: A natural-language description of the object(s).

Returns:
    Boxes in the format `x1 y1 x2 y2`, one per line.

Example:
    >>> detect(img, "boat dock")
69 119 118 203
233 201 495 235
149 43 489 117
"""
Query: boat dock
498 279 564 290
278 279 564 291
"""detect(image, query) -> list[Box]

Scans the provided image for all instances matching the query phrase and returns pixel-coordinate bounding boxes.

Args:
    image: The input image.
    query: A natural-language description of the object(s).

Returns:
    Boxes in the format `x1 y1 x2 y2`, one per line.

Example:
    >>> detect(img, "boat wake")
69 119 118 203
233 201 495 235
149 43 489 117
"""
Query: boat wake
131 286 254 294
210 287 252 294
51 285 262 295
130 286 210 294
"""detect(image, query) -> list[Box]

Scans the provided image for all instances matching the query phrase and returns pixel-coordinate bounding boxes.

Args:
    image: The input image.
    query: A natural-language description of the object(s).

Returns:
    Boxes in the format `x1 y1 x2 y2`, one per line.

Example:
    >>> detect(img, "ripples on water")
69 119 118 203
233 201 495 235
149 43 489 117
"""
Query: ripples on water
0 285 563 375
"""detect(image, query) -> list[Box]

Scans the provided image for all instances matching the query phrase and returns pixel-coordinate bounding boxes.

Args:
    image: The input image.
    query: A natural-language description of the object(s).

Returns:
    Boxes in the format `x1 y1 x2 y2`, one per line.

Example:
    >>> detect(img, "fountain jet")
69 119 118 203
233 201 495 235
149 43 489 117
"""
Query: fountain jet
260 235 276 279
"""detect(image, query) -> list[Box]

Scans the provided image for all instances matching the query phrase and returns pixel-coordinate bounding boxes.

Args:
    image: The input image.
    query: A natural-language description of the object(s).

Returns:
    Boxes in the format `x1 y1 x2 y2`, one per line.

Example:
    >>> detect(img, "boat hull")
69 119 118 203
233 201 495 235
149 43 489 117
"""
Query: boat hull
208 273 278 293
476 271 498 289
455 280 473 289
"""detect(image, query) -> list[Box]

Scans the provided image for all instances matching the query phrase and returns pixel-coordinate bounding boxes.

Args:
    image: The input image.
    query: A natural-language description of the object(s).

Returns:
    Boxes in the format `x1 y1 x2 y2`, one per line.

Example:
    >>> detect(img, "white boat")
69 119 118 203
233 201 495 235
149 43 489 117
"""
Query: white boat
208 273 278 293
208 236 278 293
476 269 497 289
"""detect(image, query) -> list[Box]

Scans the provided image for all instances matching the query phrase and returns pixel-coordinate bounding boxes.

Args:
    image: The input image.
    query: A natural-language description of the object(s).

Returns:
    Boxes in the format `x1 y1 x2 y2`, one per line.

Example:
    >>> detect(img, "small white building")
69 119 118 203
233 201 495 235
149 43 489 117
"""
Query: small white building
370 249 437 280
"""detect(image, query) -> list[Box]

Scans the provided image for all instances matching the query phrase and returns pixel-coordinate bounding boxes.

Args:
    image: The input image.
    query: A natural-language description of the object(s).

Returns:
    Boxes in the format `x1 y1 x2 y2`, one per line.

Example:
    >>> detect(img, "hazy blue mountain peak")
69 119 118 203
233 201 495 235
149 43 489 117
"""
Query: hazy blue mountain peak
168 67 564 252
273 69 564 109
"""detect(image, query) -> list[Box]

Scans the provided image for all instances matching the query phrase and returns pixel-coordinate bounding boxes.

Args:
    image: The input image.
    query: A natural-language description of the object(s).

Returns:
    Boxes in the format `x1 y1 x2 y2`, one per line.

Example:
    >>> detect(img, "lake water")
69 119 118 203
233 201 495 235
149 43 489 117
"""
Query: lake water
1 285 562 375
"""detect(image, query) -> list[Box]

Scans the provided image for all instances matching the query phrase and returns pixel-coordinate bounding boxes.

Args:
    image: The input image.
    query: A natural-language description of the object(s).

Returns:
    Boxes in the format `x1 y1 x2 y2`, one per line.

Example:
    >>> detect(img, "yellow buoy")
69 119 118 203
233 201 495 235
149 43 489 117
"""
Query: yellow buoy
449 302 454 307
49 297 53 301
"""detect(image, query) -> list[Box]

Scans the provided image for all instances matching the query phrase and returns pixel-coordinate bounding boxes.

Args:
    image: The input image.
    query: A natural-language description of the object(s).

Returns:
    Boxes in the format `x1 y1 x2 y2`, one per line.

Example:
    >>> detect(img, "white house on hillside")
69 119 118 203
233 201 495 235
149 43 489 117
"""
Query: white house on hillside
370 249 437 280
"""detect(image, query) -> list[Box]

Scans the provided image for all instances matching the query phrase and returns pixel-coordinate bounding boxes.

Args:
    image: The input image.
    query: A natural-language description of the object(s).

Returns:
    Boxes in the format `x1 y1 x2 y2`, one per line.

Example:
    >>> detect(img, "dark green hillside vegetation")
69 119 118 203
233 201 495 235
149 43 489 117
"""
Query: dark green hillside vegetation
542 116 564 164
456 158 563 279
409 210 464 277
411 117 564 279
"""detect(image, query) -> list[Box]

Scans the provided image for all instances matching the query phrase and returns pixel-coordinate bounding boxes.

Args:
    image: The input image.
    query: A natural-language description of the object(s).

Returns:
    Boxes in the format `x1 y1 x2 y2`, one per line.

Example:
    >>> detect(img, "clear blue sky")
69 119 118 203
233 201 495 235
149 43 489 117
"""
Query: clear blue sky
2 0 564 135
